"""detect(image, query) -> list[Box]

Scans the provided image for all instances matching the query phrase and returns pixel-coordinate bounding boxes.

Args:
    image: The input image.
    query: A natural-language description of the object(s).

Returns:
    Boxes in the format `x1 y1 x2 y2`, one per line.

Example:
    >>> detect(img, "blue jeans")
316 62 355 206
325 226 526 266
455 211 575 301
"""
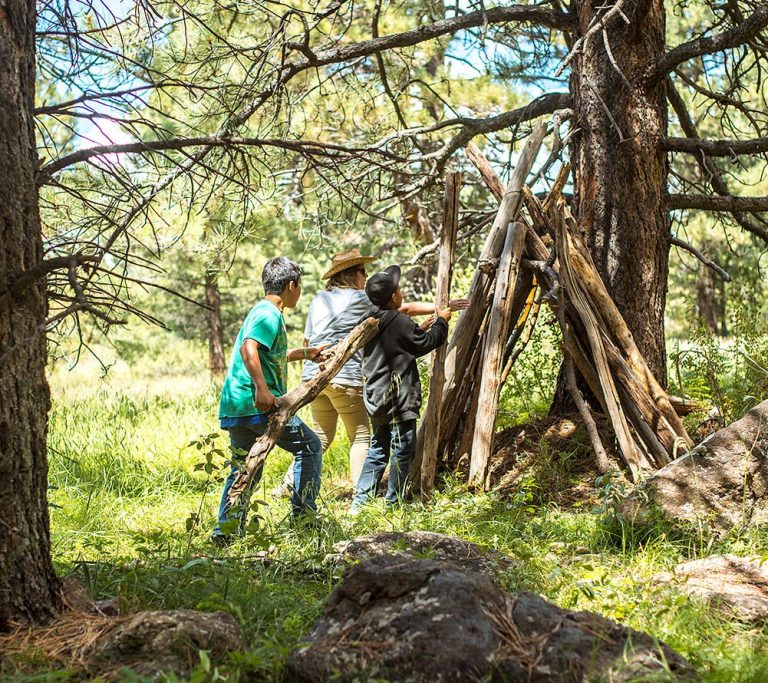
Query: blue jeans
352 419 417 507
213 415 322 536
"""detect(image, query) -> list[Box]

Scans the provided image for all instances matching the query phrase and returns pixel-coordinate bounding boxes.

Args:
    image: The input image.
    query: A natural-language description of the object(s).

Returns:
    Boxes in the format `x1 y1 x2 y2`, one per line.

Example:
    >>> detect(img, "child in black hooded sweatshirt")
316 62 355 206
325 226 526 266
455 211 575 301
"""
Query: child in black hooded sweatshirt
350 265 452 512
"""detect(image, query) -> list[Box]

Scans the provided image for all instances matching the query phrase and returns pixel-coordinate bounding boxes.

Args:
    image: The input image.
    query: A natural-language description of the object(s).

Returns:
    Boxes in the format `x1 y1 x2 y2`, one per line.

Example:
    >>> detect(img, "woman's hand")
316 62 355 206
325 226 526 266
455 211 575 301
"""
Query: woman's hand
306 344 330 363
448 298 470 311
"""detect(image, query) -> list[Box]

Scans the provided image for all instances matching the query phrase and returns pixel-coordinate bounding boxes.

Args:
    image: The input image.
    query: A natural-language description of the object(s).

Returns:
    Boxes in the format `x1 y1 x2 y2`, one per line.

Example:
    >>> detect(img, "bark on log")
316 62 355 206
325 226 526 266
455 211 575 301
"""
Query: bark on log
555 201 692 449
565 354 610 474
438 122 548 457
468 222 527 489
227 318 379 504
553 203 651 478
417 172 461 498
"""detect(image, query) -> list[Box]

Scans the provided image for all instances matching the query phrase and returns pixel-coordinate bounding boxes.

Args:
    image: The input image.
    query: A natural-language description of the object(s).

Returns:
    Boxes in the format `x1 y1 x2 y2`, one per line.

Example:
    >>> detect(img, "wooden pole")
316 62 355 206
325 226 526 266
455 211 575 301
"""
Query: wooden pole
227 317 379 505
416 172 461 498
468 221 527 489
438 122 549 457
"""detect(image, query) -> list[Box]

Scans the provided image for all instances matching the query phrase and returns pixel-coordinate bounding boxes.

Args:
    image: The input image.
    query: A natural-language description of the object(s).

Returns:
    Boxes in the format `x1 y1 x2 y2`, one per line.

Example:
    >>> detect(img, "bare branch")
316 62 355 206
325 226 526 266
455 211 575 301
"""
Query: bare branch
669 236 732 282
648 5 768 84
670 194 768 214
37 135 404 183
4 254 100 297
664 136 768 156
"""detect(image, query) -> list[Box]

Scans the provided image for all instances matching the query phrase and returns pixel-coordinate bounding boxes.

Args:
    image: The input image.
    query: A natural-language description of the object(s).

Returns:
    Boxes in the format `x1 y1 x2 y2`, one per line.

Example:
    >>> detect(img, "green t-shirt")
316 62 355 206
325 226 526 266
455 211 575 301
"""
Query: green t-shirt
219 300 288 418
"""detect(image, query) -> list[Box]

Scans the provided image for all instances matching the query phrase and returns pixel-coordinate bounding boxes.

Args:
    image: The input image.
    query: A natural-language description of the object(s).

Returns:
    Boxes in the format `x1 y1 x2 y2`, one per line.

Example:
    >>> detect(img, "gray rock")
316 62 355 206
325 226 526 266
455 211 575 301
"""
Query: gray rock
84 609 242 677
628 399 768 530
655 554 768 623
326 531 514 576
288 556 692 682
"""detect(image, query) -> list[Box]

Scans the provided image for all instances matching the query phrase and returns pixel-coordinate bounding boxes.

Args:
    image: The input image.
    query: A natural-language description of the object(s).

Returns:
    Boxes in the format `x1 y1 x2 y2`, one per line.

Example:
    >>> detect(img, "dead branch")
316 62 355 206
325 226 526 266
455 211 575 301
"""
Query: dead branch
664 136 768 157
226 317 379 505
648 5 768 83
669 194 768 214
417 172 460 498
670 236 731 282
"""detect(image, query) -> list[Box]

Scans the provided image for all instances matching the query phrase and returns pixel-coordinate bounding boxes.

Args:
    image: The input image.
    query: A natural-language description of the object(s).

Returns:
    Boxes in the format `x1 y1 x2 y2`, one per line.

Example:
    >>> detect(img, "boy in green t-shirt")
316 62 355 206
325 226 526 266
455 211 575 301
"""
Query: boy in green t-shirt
212 257 326 545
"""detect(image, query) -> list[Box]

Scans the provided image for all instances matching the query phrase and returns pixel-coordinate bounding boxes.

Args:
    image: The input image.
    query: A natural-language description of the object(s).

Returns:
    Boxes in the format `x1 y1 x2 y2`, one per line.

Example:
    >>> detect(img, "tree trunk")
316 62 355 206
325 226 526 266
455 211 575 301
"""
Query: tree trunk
553 0 670 412
205 270 226 378
696 261 718 335
0 0 62 629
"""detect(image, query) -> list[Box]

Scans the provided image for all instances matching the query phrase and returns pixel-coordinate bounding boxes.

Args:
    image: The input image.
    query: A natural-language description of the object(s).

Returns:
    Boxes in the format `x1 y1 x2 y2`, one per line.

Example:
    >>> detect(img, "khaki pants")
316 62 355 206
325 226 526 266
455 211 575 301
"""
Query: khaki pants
278 383 371 489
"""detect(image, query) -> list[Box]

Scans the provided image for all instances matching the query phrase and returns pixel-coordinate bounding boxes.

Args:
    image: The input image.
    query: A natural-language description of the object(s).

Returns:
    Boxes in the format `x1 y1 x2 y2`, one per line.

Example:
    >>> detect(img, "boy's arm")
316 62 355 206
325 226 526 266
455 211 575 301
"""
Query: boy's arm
240 339 275 412
403 307 451 358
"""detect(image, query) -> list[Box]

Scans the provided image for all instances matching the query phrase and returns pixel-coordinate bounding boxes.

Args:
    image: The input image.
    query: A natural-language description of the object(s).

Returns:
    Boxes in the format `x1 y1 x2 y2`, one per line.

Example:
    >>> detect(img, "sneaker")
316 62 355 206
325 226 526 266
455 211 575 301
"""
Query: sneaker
290 511 323 532
272 482 292 498
348 504 362 517
209 533 234 548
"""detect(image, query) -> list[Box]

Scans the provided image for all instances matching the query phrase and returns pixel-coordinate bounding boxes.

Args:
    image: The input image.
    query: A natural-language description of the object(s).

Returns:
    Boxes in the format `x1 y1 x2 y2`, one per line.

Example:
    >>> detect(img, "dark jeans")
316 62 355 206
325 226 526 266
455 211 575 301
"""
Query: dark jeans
213 415 322 537
353 419 417 507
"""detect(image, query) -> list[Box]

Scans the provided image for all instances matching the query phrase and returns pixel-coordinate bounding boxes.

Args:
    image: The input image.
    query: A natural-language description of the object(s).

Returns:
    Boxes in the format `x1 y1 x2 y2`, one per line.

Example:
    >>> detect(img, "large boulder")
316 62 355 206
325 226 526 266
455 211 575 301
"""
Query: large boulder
325 531 514 576
83 609 242 677
655 555 768 623
288 556 691 682
629 399 768 530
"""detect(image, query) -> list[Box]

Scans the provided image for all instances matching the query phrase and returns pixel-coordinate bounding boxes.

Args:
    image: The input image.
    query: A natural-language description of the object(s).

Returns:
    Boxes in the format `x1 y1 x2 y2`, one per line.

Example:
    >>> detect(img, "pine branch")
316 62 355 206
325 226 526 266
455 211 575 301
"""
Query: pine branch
647 5 768 83
669 194 768 215
664 136 768 156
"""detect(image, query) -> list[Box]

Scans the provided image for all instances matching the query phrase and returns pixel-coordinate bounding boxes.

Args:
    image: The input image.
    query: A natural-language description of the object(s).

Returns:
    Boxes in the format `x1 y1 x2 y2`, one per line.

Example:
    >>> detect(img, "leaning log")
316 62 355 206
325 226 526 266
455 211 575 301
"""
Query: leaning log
417 172 461 498
438 122 548 458
226 317 379 504
468 222 527 489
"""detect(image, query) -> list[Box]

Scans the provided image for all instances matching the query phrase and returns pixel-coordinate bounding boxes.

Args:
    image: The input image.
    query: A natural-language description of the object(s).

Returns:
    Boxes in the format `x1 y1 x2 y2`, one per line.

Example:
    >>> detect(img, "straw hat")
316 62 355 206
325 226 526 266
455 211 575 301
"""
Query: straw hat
322 248 376 280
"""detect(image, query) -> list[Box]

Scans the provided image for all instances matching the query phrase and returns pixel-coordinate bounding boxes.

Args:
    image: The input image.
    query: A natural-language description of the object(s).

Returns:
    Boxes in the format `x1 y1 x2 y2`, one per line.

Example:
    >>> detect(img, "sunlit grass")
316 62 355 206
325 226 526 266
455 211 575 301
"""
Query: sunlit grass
11 339 766 681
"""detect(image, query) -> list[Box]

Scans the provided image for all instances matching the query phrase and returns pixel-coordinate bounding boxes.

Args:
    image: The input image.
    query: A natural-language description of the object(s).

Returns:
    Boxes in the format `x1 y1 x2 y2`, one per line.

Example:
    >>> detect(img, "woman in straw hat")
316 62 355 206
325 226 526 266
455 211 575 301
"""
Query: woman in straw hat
275 248 467 493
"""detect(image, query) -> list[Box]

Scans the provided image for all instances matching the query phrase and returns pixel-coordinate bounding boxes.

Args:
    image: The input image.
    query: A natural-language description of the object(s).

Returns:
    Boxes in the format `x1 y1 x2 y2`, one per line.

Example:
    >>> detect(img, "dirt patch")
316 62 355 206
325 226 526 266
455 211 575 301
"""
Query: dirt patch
487 415 625 506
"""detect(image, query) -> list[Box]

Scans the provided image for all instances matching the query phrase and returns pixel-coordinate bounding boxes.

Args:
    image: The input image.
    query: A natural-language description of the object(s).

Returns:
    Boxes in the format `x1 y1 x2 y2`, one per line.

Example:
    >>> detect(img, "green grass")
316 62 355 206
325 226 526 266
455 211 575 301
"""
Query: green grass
5 347 768 682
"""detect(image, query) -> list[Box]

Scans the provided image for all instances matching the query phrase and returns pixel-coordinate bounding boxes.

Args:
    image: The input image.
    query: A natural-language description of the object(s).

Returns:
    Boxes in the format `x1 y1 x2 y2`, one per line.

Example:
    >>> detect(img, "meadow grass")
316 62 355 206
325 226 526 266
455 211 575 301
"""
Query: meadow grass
5 345 768 682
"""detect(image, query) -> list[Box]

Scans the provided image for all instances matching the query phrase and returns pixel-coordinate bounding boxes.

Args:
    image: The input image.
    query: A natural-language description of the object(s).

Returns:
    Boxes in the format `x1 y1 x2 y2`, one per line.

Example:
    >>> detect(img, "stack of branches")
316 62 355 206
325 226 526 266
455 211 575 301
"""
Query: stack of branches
526 187 694 482
417 122 694 493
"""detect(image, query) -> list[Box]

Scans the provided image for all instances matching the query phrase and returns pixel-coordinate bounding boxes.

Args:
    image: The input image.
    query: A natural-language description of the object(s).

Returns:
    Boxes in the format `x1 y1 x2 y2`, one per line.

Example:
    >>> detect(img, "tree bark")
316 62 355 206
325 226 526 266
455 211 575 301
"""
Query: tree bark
696 260 718 334
468 222 527 489
553 0 670 412
0 0 62 628
205 270 227 378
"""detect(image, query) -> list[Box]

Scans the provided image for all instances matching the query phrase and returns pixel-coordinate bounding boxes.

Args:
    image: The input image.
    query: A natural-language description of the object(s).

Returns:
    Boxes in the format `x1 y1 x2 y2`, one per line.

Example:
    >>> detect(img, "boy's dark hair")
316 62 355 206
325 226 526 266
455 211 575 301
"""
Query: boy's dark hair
262 257 302 295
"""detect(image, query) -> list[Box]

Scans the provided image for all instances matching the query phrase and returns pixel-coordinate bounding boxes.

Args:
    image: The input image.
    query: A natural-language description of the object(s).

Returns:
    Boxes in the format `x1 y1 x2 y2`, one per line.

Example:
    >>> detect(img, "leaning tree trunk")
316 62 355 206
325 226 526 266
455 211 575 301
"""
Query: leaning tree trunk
553 0 670 411
205 270 227 378
0 0 62 628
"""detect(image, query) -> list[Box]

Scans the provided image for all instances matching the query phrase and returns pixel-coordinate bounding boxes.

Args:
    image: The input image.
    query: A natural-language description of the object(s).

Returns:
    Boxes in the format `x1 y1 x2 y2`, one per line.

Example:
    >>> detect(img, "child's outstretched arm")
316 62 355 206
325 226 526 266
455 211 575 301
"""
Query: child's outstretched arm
404 306 452 358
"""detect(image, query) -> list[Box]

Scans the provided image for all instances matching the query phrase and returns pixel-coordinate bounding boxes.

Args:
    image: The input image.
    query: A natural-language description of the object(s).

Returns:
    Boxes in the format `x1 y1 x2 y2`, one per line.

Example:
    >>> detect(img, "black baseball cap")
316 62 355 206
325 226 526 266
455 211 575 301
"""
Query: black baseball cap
365 265 401 307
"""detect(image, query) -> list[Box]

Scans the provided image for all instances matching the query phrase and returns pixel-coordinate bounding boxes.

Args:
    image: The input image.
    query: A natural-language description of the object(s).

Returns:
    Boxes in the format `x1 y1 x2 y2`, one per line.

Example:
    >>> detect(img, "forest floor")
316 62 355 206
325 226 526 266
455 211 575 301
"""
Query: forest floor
3 351 768 682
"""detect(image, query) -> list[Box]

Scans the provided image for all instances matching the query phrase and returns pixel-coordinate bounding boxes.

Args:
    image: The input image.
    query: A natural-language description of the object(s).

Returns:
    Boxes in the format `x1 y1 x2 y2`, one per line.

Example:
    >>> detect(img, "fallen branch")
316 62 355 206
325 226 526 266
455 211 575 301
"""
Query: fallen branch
564 352 610 473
